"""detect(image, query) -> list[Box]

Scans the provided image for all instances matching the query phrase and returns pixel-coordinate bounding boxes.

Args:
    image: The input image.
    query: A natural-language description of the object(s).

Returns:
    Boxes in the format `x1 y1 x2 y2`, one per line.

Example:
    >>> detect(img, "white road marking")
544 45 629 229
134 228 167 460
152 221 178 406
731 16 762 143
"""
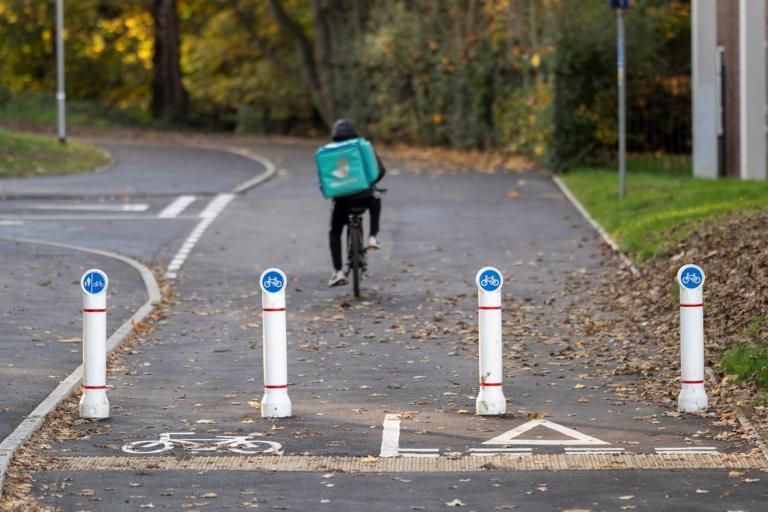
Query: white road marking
380 414 401 458
158 195 197 218
398 448 440 458
656 447 719 454
198 193 234 219
0 215 192 221
166 193 235 279
469 447 532 456
483 419 610 446
25 203 149 212
565 447 625 454
0 220 24 226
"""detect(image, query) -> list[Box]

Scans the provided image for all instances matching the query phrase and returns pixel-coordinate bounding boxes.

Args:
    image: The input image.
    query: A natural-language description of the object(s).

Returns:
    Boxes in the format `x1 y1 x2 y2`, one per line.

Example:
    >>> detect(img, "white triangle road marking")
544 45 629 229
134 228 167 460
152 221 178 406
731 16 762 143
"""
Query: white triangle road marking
482 419 609 446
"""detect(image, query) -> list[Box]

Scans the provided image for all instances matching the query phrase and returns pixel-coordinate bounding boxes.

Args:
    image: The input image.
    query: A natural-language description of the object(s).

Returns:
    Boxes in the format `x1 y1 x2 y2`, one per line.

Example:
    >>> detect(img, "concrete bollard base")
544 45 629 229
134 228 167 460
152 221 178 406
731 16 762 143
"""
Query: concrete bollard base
476 387 507 416
678 384 708 413
261 390 292 418
79 390 110 420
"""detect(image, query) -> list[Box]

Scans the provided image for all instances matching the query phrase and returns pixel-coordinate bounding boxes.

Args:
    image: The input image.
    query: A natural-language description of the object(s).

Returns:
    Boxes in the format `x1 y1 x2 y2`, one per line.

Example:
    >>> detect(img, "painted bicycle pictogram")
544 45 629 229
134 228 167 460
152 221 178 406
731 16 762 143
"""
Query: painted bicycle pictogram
122 432 283 455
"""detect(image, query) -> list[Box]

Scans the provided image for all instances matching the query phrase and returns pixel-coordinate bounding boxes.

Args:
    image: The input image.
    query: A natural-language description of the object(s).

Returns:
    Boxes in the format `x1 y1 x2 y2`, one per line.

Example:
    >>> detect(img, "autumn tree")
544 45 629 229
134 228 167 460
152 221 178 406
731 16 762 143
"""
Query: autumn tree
150 0 187 123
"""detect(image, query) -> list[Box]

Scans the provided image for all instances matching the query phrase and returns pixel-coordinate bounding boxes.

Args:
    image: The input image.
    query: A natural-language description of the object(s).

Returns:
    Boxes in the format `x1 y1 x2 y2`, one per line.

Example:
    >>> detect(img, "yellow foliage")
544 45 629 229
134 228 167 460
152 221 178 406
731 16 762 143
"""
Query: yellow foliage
530 53 541 69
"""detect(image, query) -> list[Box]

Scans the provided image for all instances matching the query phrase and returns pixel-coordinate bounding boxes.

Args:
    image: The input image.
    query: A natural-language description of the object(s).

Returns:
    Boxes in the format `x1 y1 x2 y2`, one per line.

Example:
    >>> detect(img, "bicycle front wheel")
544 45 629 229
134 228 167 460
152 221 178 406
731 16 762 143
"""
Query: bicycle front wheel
350 226 361 298
122 440 172 454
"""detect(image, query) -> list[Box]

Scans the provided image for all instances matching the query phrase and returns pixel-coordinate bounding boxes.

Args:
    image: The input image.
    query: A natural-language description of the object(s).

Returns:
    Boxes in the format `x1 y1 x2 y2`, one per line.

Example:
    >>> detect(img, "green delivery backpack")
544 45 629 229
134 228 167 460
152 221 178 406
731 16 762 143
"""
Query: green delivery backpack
315 138 380 198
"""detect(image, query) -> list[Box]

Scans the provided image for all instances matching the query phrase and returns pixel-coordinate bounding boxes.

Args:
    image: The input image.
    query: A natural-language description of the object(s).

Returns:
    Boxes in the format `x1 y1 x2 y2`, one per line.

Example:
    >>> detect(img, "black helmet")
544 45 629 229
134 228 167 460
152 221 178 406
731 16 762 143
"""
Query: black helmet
331 118 358 142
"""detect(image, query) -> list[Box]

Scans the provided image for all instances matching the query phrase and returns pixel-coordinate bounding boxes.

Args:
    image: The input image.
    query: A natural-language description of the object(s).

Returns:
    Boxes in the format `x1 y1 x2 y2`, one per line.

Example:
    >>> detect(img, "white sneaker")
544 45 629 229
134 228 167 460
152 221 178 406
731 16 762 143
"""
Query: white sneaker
328 270 348 287
368 236 380 250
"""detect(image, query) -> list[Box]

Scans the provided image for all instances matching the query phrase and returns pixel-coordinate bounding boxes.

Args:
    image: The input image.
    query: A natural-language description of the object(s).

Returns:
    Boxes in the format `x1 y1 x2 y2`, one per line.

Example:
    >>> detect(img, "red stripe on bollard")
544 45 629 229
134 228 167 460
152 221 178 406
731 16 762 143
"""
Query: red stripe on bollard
83 308 107 313
680 304 703 308
478 306 501 310
682 380 704 384
263 308 286 312
265 384 288 389
481 382 503 387
83 385 107 390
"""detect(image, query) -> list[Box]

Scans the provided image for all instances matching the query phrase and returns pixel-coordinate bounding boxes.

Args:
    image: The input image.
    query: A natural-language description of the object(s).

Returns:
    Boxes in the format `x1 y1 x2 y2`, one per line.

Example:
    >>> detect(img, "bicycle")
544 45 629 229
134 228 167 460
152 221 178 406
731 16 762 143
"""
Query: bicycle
480 275 500 287
681 272 701 285
263 276 283 289
122 432 283 455
346 207 368 298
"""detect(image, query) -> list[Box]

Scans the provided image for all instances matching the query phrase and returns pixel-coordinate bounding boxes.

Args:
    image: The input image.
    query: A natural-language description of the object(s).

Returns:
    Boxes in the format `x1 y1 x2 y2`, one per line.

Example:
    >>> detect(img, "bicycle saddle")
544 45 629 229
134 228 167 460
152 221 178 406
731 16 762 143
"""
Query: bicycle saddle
347 206 368 215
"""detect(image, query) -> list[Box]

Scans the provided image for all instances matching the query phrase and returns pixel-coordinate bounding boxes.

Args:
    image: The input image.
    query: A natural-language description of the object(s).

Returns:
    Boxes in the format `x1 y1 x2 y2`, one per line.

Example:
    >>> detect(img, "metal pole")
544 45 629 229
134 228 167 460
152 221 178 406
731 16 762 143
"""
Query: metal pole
56 0 66 144
617 8 626 198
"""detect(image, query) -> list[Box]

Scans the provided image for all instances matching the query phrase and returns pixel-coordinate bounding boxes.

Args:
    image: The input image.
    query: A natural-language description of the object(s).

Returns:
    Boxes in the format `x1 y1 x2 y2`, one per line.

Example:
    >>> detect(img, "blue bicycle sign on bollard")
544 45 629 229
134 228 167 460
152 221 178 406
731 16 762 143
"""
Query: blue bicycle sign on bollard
81 269 108 295
261 270 285 293
678 265 704 290
477 268 503 293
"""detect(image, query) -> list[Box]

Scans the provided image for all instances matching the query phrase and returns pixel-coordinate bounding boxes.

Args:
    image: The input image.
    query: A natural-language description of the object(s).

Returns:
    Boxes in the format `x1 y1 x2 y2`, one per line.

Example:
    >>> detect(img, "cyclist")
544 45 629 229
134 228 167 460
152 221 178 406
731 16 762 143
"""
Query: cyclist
327 118 386 287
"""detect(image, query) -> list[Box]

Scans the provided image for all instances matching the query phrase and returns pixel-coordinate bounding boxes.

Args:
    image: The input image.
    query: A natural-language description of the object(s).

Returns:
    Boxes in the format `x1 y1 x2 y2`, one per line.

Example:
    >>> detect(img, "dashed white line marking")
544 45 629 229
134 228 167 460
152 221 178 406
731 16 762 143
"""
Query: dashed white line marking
399 448 440 458
656 447 719 454
469 447 533 453
0 220 24 226
565 447 625 455
380 414 401 458
469 447 532 456
199 193 235 219
165 193 235 279
158 195 197 218
25 203 149 212
0 215 192 221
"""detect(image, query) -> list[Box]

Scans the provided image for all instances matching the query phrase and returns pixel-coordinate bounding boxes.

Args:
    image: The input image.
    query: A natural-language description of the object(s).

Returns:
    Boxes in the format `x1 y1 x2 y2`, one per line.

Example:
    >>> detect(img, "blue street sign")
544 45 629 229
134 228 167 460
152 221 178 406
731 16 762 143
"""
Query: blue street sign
477 268 502 293
261 270 285 293
679 266 704 290
81 270 107 295
610 0 630 9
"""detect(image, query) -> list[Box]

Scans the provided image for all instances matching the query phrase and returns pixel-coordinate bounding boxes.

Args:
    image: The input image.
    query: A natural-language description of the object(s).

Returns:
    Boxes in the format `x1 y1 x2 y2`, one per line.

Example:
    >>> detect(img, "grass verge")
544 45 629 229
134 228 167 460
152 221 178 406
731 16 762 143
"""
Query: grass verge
559 162 768 260
0 128 111 179
0 92 149 129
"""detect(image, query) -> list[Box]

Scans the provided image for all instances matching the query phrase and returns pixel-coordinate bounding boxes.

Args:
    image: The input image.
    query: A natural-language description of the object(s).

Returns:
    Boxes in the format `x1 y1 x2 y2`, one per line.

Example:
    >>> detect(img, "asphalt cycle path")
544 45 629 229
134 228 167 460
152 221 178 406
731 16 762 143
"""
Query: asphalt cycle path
0 240 146 442
0 139 269 480
18 139 767 511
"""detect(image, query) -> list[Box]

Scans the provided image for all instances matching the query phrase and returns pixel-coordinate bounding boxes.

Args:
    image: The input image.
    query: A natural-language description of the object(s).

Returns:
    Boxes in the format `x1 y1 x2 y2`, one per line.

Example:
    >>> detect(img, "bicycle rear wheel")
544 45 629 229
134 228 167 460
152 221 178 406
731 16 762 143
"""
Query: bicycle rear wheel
350 225 361 298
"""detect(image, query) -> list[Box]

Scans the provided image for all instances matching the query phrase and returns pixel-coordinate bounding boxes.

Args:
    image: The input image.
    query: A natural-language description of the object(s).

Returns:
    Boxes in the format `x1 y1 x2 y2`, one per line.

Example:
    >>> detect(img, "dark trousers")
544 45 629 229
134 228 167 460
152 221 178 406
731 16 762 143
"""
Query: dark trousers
329 196 381 271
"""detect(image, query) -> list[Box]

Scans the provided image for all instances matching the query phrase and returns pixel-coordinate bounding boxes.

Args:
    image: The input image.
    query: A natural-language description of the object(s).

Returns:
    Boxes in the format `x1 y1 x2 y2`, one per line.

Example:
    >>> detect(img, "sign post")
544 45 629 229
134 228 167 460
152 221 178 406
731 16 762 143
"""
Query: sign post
260 268 292 418
611 0 630 198
79 269 109 419
475 267 506 416
676 264 708 413
55 0 66 144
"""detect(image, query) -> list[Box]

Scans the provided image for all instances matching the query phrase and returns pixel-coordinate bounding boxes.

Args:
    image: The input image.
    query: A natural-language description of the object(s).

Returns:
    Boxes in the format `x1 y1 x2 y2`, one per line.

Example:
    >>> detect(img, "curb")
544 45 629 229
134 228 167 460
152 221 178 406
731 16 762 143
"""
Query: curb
0 238 162 494
552 176 641 277
738 414 768 464
0 142 276 200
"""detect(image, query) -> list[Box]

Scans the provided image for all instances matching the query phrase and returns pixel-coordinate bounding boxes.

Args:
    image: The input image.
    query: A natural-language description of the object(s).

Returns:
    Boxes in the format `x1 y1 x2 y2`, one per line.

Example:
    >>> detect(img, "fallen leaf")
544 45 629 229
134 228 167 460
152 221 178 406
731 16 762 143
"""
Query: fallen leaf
200 492 218 498
446 499 466 507
507 191 520 199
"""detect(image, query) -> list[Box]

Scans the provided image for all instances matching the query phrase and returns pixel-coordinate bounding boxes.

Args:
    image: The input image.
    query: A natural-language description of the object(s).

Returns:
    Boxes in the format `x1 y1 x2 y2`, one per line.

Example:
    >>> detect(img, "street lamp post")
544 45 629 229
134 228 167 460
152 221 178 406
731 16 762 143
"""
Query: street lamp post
56 0 66 144
611 0 630 198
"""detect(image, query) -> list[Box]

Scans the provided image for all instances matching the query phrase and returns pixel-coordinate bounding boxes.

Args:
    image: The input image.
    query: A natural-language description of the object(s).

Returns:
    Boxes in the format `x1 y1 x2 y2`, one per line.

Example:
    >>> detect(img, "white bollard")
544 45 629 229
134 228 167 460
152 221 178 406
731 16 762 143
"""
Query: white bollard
260 268 292 418
676 264 708 413
79 269 110 419
475 266 507 416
